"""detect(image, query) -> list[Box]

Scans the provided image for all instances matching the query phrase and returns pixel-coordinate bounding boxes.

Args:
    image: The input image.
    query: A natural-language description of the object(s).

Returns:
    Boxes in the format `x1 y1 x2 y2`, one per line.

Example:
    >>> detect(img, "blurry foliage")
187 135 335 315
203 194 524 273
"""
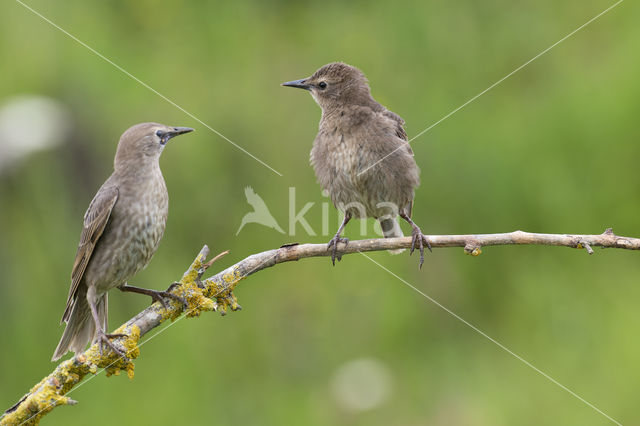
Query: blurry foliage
1 0 639 424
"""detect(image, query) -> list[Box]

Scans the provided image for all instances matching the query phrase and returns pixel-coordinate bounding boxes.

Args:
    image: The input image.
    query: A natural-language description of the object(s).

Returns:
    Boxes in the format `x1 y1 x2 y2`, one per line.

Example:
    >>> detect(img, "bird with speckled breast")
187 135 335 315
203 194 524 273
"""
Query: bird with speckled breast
52 122 193 361
282 62 430 267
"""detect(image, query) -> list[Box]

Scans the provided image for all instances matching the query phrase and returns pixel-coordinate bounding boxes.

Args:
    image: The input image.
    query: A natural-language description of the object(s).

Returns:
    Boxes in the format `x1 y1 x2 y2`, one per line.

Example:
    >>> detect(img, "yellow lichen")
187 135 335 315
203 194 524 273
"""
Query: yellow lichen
74 324 140 378
65 373 79 384
162 255 230 318
1 363 82 426
201 267 241 297
215 291 242 315
1 250 246 425
190 266 245 316
126 363 135 380
185 295 215 318
180 252 206 285
221 266 244 285
464 246 482 256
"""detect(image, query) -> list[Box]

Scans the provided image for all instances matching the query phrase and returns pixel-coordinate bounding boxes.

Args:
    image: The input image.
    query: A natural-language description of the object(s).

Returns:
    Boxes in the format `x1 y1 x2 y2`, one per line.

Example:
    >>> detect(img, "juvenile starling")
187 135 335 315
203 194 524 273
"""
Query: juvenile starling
52 123 193 361
282 62 430 267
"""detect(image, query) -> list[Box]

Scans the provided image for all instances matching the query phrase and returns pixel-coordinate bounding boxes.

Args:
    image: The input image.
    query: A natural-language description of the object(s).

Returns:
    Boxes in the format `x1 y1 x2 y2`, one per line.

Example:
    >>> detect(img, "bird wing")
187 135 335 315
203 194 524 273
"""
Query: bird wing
358 114 420 217
382 110 408 141
381 109 413 156
61 185 119 322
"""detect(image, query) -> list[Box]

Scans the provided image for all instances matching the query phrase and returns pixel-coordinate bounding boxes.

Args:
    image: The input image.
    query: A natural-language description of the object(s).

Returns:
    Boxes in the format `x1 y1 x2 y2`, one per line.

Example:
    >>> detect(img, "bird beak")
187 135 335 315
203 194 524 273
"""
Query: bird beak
281 78 312 91
161 127 194 144
168 127 194 137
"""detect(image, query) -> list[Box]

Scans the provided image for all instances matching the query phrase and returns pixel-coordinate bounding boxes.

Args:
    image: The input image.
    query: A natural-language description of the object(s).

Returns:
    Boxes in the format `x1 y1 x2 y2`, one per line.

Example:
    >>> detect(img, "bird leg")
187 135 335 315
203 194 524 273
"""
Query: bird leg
399 212 432 269
118 283 187 311
327 213 352 265
88 299 127 359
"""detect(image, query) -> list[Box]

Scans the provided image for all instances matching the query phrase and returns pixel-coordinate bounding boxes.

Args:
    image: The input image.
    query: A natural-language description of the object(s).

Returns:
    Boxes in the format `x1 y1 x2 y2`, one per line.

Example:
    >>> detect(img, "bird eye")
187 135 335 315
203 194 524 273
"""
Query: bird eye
155 130 164 138
318 81 327 89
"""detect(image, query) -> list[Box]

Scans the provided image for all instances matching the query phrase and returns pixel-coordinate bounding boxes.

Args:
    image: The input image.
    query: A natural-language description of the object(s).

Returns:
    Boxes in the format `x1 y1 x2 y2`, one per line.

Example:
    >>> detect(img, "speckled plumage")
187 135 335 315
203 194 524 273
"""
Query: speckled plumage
311 104 418 220
53 122 192 361
83 165 168 296
283 62 429 266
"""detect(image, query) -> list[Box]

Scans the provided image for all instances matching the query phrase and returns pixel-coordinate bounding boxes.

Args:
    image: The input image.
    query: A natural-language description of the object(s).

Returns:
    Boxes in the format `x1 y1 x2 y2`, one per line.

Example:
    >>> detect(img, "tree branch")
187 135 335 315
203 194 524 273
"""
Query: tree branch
3 228 638 425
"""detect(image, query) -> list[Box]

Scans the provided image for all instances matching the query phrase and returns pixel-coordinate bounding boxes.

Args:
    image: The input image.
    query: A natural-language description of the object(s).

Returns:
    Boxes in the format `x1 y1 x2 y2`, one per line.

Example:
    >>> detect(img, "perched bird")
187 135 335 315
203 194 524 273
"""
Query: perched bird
52 123 193 361
282 62 430 267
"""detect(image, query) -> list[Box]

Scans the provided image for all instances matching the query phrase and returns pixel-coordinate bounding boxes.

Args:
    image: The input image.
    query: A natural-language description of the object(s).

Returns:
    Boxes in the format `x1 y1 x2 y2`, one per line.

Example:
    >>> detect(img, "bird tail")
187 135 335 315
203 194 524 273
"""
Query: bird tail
52 291 106 361
379 217 405 254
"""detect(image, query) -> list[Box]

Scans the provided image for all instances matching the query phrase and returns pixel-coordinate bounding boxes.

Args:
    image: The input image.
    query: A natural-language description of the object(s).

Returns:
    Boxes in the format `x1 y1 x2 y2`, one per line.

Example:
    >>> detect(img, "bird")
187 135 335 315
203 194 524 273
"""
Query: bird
282 62 430 267
52 122 194 361
236 186 285 235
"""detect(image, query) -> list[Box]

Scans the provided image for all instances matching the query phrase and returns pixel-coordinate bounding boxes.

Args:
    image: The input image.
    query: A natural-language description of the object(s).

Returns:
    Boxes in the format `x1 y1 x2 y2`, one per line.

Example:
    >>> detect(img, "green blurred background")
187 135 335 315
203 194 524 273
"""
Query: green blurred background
1 0 638 424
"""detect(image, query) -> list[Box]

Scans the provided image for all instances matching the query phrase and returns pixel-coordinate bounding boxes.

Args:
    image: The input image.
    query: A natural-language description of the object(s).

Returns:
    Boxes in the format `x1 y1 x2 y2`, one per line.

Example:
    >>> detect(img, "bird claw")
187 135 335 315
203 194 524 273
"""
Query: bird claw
409 228 431 269
150 289 188 312
96 330 128 360
165 282 181 292
327 236 349 265
119 283 187 312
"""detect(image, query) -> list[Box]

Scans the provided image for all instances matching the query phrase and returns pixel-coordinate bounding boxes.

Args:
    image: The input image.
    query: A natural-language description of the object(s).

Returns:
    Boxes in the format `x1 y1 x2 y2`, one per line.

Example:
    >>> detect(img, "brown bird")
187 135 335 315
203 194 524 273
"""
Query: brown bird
282 62 430 267
52 123 193 361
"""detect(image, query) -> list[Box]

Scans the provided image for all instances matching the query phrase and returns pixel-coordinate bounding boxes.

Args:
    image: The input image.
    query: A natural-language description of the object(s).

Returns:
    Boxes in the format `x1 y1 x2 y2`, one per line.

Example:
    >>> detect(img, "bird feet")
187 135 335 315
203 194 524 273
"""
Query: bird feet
327 235 349 266
149 289 188 312
96 330 128 359
409 226 432 270
119 283 187 312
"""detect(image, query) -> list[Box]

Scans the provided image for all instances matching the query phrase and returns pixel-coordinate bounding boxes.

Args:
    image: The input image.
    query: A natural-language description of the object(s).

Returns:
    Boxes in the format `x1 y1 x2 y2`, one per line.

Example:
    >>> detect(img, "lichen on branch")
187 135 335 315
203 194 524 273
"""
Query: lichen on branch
3 228 639 425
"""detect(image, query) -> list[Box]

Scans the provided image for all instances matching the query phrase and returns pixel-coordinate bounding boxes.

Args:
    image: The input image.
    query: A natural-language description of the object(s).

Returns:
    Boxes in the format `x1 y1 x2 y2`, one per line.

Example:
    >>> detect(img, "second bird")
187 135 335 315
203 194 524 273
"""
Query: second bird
282 62 430 267
52 122 193 361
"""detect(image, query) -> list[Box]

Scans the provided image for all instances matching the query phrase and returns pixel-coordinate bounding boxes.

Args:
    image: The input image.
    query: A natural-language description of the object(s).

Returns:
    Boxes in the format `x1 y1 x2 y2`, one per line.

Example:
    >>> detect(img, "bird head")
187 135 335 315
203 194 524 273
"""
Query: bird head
114 122 193 170
282 62 372 110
